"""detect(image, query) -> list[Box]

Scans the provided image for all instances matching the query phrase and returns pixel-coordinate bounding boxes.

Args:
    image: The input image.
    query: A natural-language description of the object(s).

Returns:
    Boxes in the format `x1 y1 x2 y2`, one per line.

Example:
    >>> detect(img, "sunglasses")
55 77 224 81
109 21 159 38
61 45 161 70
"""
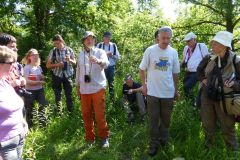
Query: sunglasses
0 61 15 65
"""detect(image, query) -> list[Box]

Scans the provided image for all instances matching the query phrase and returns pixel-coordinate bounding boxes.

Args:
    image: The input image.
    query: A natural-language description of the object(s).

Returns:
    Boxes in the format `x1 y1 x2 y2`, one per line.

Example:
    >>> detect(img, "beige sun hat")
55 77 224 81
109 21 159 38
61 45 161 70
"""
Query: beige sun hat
211 31 233 49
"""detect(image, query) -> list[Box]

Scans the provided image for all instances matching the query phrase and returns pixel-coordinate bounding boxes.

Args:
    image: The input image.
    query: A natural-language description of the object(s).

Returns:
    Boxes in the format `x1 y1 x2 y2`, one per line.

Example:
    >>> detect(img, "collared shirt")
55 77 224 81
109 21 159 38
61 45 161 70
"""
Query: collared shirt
48 46 75 78
96 42 120 66
183 43 209 72
76 47 109 94
139 44 180 98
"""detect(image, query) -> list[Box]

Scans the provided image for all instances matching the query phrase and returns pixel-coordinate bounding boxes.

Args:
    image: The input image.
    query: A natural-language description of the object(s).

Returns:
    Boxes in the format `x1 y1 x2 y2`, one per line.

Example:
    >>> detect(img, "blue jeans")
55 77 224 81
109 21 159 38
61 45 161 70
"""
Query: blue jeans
104 66 115 97
0 133 25 160
183 72 198 98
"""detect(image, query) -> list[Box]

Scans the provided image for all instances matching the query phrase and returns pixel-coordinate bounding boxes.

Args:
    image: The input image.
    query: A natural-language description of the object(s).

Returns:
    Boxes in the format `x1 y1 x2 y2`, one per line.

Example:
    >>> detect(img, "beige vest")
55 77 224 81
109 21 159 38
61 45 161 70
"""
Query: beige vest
205 51 240 94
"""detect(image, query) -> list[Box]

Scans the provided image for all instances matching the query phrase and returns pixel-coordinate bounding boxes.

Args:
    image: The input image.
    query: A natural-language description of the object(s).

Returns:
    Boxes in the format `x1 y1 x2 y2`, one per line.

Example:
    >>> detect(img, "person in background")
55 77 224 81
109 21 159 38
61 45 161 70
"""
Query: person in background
22 49 47 127
181 32 209 105
46 34 76 113
154 29 160 44
197 31 239 150
0 46 28 160
0 33 26 95
139 26 180 157
122 74 146 123
96 31 120 99
76 31 110 148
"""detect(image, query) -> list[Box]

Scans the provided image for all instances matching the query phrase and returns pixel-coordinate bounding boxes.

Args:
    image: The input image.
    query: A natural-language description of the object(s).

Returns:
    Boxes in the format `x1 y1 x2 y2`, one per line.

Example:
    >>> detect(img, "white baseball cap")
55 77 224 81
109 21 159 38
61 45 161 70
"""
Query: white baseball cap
82 31 95 41
183 32 197 41
211 31 233 49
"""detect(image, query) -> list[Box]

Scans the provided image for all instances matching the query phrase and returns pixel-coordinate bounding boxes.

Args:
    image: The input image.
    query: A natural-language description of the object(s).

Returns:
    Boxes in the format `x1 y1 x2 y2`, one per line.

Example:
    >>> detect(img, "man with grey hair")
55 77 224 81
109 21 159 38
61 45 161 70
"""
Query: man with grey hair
139 26 180 156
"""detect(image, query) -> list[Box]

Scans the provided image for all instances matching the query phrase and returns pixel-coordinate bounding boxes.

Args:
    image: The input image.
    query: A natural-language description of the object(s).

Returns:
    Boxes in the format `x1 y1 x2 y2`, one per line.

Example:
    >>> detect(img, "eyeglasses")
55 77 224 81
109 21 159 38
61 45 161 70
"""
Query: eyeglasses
0 61 15 65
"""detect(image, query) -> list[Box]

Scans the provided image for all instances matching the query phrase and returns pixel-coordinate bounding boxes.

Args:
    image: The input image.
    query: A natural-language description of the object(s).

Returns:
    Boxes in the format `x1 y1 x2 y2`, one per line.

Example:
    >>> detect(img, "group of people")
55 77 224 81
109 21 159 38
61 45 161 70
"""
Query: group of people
0 25 239 159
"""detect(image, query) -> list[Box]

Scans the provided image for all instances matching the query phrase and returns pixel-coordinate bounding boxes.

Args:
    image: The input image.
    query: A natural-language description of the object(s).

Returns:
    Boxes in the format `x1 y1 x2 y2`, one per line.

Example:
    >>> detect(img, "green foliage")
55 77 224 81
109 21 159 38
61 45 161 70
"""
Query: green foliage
1 0 240 159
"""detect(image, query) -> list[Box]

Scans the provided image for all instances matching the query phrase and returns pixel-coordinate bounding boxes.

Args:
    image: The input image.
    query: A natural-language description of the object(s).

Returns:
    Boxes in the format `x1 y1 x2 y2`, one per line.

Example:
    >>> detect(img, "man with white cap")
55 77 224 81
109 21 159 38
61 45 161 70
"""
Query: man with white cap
96 31 120 99
139 26 180 156
197 31 240 150
181 32 209 105
76 31 110 148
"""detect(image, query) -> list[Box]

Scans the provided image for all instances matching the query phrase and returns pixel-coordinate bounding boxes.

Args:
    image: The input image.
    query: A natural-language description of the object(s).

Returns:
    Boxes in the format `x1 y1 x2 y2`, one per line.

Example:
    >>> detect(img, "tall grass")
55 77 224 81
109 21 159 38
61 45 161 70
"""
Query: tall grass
23 62 240 160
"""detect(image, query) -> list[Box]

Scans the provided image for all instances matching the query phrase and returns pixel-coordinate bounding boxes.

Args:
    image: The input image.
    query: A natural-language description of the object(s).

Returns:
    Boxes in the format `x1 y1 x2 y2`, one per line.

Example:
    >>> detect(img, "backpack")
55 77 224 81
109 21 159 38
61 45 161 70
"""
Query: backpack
98 42 116 55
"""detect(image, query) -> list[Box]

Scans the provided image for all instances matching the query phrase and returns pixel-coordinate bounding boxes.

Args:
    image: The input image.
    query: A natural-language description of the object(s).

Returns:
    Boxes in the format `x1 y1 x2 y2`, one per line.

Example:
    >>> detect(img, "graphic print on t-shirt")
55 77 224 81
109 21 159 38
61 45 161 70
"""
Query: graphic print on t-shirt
154 57 170 71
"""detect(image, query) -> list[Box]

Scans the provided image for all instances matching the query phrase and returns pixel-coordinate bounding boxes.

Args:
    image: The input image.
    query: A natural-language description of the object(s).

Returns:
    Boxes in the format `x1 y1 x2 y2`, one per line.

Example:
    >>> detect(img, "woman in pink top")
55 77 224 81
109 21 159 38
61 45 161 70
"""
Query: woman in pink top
0 46 28 160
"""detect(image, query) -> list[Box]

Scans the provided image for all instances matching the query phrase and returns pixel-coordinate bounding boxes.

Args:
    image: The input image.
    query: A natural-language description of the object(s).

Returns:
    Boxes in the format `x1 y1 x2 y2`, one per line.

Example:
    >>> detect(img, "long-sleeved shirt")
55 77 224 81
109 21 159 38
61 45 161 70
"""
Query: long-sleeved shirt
76 47 109 94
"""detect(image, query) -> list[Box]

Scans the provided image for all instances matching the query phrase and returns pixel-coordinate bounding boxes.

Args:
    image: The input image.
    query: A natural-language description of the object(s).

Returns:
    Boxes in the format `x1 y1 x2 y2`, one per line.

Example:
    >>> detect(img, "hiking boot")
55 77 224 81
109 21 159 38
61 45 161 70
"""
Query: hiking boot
148 146 158 157
101 138 109 148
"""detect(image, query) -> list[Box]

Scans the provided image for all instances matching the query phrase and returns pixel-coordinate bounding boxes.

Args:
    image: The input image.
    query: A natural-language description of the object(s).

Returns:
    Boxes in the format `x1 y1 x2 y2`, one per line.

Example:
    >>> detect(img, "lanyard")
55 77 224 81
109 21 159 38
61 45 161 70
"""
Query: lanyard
84 51 92 75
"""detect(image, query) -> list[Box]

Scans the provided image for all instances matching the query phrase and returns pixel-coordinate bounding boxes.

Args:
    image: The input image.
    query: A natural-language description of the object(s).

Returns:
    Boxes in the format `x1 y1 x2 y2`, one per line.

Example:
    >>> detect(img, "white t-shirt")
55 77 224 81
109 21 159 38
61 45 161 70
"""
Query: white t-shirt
182 43 209 72
75 47 109 94
139 44 180 98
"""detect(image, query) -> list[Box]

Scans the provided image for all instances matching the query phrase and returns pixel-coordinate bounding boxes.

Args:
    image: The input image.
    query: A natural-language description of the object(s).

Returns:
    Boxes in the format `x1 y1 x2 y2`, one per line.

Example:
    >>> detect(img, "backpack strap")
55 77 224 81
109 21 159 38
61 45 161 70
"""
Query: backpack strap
98 43 103 49
51 48 60 63
113 43 116 55
198 43 203 58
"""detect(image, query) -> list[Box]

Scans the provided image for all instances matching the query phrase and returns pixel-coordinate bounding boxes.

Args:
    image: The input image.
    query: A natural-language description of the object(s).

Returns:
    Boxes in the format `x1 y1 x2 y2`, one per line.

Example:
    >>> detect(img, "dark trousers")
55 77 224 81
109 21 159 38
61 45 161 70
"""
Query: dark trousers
52 74 73 113
147 95 174 147
183 72 198 99
104 65 115 97
200 88 238 150
24 88 47 127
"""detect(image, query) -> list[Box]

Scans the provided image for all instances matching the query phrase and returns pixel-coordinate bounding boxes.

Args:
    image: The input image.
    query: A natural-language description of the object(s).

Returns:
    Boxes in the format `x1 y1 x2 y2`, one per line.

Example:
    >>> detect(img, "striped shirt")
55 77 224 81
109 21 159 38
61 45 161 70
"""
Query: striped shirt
96 42 120 66
76 47 109 94
48 46 75 78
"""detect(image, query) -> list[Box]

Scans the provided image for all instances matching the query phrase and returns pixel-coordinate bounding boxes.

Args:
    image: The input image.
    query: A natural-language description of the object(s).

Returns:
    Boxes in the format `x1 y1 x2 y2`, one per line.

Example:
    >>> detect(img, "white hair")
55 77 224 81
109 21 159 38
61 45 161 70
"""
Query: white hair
158 26 173 37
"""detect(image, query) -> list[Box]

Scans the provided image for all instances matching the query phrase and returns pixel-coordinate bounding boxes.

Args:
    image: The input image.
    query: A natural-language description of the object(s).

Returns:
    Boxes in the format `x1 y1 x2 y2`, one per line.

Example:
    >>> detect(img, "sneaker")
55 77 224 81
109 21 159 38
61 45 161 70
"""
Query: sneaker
102 138 109 148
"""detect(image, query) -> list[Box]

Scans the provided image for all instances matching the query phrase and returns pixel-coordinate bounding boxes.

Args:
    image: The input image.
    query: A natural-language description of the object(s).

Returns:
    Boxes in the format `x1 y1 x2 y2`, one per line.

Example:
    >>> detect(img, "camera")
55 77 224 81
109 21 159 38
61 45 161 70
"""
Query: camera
84 75 91 83
16 87 32 98
181 62 187 69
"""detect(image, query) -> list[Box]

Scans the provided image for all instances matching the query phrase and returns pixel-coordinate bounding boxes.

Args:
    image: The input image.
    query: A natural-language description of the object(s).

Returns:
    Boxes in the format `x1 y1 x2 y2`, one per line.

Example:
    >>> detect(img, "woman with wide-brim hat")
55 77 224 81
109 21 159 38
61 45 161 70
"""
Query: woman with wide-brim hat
197 31 240 150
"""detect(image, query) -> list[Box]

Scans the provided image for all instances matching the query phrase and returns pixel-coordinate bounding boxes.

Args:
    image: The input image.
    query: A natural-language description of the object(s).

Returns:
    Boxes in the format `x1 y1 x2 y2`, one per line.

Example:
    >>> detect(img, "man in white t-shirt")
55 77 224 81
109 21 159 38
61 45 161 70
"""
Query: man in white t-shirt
139 26 180 157
181 32 209 104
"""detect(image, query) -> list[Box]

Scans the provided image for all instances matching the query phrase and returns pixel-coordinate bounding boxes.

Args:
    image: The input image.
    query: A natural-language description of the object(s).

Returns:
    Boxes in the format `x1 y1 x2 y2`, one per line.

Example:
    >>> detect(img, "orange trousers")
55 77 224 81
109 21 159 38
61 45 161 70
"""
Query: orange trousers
80 89 110 141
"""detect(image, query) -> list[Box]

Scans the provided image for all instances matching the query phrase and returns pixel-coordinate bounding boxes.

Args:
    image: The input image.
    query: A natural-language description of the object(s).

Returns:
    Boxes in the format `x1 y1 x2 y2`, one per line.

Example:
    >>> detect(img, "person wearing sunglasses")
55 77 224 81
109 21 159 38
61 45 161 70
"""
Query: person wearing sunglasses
0 46 28 160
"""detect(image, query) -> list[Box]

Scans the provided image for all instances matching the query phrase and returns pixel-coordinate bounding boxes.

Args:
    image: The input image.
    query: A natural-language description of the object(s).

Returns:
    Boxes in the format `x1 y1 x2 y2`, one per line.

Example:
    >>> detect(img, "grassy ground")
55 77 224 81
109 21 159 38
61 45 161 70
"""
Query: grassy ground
23 76 240 160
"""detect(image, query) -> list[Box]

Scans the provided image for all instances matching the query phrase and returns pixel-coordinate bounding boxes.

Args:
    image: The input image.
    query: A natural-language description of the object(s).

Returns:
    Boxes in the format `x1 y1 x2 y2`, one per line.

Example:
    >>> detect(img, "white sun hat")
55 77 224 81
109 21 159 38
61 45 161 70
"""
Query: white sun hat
183 32 197 41
211 31 233 49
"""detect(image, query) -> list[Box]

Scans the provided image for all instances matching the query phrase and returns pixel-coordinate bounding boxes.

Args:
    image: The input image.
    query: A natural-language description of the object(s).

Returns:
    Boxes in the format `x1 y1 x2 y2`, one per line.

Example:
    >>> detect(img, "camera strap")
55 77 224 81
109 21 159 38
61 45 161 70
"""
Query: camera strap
217 60 228 114
84 51 92 75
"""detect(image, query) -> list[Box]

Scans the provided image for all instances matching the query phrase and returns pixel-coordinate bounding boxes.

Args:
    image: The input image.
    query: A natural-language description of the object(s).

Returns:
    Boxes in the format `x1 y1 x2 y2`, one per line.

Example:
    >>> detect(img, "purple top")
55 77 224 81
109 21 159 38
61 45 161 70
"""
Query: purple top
0 79 24 142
